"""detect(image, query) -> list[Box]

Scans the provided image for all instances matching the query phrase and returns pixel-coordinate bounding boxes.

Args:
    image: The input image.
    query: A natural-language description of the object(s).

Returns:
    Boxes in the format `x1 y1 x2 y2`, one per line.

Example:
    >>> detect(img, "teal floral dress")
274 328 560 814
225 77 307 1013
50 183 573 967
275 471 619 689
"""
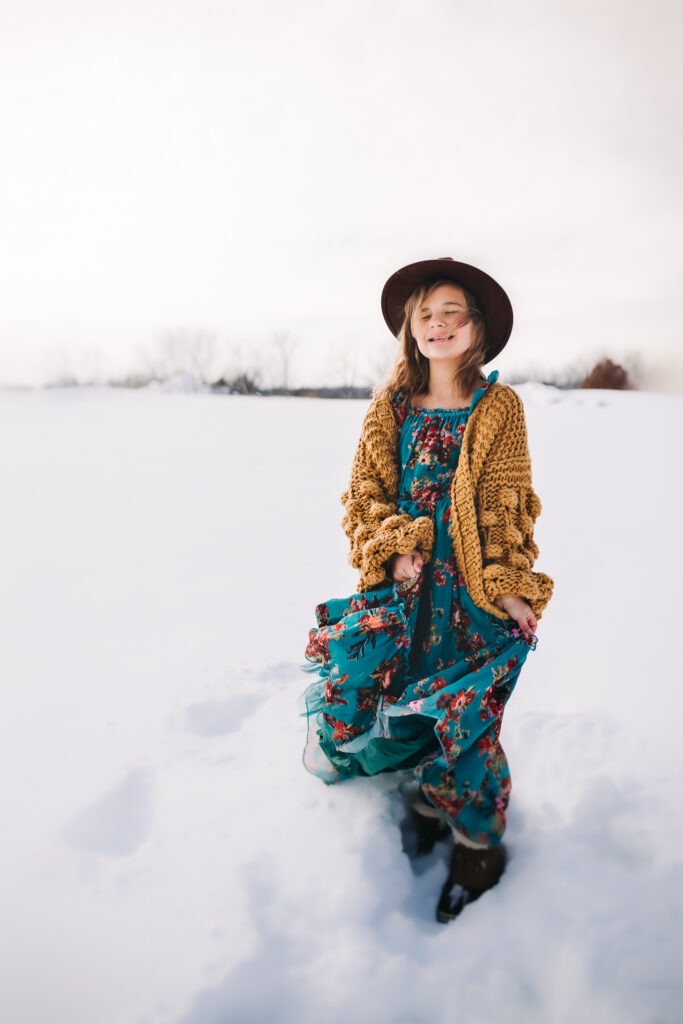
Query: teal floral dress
301 371 537 848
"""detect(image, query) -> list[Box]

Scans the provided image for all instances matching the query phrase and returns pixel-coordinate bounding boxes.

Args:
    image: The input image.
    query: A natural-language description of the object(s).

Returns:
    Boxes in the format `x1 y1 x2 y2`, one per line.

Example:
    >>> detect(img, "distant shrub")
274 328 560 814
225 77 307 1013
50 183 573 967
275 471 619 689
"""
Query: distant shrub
580 359 631 390
212 372 261 395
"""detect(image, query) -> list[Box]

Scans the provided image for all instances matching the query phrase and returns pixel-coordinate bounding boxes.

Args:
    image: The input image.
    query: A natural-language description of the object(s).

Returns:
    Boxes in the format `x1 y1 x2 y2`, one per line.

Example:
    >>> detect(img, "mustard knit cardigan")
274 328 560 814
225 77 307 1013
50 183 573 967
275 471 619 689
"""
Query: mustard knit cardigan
340 382 554 620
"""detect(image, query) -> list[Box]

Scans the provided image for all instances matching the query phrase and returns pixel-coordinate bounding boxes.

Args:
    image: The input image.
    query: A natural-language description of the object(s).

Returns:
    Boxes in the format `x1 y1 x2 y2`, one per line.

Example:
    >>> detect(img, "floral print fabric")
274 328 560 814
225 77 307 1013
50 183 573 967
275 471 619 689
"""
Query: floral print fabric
301 371 537 847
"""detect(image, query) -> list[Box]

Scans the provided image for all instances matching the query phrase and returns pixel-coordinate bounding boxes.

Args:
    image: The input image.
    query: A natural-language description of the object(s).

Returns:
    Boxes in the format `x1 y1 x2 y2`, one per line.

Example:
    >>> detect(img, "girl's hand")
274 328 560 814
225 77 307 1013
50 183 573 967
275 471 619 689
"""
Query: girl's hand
493 595 537 633
389 549 423 582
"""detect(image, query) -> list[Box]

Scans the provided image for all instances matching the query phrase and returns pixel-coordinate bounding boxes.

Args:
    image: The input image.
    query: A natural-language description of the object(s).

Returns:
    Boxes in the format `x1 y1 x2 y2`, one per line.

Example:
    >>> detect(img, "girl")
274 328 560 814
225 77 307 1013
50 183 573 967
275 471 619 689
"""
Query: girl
301 257 553 923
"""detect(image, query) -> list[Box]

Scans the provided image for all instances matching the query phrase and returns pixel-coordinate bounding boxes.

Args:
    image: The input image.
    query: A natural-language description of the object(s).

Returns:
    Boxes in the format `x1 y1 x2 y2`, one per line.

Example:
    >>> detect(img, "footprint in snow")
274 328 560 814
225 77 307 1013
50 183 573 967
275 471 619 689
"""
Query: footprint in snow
184 694 262 737
184 663 301 738
62 768 154 857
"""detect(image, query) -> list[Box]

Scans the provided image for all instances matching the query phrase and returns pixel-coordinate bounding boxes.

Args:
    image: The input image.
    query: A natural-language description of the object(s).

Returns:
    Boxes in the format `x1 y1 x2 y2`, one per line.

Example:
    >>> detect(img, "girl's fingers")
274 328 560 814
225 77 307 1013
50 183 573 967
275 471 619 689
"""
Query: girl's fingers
392 551 423 581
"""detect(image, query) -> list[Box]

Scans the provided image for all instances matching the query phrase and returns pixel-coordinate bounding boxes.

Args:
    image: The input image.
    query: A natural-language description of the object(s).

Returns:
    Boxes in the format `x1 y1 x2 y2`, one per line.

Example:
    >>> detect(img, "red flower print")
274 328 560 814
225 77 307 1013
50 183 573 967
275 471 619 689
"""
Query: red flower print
477 733 496 756
359 611 388 631
436 687 476 714
305 629 330 663
428 675 447 695
432 565 448 586
421 783 465 820
392 398 409 429
370 654 404 695
480 682 510 720
357 684 381 713
348 592 384 615
324 674 349 706
443 555 458 576
322 713 360 745
314 602 330 626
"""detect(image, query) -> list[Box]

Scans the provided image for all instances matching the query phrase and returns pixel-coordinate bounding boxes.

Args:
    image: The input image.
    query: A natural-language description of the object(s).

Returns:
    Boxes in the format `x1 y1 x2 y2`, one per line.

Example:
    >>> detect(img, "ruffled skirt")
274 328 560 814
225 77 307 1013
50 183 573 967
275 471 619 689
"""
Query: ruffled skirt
301 570 537 846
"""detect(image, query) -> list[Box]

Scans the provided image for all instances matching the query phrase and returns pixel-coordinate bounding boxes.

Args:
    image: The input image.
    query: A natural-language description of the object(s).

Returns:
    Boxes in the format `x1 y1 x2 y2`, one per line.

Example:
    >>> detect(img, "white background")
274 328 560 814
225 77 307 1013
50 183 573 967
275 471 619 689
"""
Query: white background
1 0 682 388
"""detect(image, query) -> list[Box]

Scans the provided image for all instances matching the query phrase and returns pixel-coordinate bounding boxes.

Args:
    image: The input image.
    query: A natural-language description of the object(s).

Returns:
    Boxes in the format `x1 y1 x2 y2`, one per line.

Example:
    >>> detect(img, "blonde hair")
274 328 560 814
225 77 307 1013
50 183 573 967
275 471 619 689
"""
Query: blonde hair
374 278 487 402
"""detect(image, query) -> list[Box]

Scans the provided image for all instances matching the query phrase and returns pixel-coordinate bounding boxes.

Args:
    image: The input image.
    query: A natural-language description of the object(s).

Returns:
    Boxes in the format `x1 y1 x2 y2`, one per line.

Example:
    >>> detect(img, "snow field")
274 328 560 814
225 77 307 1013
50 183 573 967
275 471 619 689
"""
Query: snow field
1 385 681 1024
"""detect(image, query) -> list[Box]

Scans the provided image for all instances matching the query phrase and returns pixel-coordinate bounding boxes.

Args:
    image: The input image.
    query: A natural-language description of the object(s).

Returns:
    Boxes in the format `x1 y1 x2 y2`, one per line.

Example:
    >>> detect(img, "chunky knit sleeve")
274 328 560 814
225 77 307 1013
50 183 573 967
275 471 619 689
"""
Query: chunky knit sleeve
340 397 434 591
475 389 554 618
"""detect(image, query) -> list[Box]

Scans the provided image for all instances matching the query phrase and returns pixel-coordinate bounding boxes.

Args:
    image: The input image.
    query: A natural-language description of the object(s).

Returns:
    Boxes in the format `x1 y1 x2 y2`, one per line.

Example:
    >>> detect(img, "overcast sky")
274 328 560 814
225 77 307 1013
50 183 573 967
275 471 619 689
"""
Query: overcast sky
1 0 681 388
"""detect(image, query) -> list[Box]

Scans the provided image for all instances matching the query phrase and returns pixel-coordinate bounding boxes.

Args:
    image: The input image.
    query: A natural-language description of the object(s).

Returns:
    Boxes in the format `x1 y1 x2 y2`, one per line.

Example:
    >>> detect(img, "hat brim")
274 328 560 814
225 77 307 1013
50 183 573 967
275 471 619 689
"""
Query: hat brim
380 258 513 362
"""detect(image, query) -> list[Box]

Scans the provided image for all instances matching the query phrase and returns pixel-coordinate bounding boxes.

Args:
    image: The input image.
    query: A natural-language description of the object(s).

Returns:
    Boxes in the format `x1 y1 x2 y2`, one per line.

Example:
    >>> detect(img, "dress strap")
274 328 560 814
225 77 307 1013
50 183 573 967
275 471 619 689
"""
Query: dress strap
469 370 499 414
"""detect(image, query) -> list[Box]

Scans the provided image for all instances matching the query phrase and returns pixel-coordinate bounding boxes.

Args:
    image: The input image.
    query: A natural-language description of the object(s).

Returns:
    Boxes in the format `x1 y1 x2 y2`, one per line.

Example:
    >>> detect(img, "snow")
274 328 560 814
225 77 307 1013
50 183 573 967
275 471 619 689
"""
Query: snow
1 385 681 1024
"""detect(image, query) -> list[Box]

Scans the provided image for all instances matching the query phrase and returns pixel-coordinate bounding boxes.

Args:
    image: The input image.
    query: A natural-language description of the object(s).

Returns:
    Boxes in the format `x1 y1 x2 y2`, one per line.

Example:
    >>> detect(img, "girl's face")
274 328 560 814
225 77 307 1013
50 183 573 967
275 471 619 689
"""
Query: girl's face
412 283 473 363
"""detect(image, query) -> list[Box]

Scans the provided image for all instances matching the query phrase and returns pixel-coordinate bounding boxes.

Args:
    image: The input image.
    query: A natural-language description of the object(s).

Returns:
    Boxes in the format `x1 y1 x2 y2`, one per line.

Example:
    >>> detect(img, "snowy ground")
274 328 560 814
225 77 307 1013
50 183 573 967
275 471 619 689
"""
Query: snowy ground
1 383 682 1024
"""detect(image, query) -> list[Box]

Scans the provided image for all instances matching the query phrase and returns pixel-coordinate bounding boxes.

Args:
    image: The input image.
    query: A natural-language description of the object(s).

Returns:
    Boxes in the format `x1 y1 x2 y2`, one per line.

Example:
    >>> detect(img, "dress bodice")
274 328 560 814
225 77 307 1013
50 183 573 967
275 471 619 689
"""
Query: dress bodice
390 371 498 514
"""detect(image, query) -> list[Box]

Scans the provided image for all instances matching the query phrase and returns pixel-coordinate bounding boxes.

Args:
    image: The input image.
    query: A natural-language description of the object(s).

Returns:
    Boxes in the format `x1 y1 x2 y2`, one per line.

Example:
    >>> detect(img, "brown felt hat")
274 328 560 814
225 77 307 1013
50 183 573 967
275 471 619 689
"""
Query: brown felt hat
381 257 514 362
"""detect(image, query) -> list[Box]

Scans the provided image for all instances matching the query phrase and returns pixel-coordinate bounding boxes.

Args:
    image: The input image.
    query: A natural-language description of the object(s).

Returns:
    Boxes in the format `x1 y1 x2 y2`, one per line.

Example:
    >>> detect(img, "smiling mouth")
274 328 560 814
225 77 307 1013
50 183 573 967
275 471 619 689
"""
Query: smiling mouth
428 335 454 342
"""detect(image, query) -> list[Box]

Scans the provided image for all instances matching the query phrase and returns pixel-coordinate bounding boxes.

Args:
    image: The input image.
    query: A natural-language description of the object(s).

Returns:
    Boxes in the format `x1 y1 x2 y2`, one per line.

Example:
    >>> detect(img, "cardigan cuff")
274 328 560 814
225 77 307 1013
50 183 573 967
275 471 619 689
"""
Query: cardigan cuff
482 565 554 619
358 514 434 591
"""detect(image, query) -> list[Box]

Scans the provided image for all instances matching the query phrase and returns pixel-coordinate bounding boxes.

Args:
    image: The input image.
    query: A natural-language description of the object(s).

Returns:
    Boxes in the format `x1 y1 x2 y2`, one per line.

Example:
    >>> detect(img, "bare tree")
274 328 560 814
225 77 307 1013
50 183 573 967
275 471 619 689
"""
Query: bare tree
365 337 395 387
43 344 105 387
331 334 386 394
271 331 299 391
334 342 358 394
214 341 265 393
142 328 218 384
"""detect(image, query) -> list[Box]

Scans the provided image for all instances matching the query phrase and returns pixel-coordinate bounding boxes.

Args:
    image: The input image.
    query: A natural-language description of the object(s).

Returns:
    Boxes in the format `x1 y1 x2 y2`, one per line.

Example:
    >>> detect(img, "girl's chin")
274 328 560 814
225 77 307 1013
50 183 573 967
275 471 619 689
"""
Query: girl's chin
425 350 466 362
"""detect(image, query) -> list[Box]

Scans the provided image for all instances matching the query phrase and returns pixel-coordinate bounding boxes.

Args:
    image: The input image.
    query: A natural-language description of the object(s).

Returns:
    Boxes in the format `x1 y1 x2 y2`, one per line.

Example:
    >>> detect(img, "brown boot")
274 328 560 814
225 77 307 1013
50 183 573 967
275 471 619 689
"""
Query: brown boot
436 841 507 923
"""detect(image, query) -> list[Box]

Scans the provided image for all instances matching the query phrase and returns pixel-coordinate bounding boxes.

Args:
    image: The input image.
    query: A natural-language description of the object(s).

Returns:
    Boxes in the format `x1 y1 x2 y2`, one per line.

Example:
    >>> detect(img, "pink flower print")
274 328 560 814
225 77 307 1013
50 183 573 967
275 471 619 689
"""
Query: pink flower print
360 611 385 629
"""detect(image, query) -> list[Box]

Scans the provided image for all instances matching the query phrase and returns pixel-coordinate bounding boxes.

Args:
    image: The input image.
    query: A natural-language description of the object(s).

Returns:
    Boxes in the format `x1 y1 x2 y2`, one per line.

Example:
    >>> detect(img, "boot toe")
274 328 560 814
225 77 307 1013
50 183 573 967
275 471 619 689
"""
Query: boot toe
436 842 507 924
